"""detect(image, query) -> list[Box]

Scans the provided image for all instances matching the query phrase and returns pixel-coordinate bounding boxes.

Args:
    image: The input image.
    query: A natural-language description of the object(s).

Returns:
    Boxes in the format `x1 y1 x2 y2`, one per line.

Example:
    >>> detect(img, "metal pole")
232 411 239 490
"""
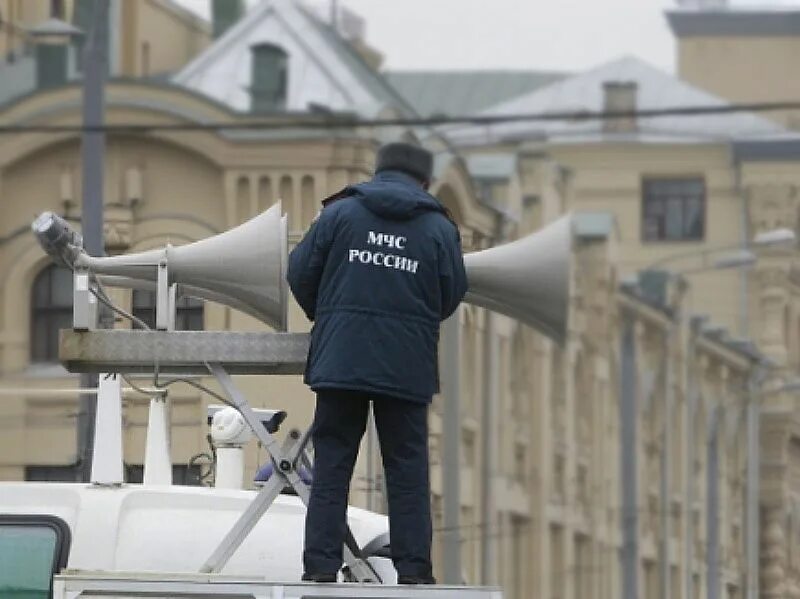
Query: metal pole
77 0 108 482
366 405 378 512
706 406 720 599
441 309 462 584
480 312 498 584
745 368 761 599
620 307 639 599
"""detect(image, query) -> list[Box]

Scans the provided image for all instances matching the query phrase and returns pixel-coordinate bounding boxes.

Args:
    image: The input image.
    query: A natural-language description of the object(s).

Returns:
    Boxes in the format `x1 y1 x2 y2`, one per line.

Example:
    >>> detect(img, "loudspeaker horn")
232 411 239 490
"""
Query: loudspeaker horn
464 213 573 343
76 202 288 331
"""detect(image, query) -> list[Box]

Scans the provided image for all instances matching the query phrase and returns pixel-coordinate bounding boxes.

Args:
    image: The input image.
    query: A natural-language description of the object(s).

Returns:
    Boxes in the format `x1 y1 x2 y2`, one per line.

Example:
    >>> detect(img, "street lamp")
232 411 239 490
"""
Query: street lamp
647 227 796 270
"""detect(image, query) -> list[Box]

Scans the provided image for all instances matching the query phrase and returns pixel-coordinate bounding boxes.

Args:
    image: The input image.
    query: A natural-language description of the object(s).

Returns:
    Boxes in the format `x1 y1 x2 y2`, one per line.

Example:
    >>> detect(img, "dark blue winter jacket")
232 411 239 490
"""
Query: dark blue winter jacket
287 170 468 404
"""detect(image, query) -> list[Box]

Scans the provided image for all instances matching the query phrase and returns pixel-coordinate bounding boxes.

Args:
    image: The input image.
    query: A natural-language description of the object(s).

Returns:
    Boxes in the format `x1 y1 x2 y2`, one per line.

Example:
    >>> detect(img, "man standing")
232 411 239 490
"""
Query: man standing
287 142 467 584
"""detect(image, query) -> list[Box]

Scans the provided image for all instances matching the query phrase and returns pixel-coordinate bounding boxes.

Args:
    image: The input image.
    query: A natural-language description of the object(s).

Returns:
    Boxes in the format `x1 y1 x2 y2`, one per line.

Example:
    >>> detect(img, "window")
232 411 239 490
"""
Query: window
642 178 705 242
131 290 204 331
31 265 73 363
250 43 288 112
50 0 65 18
0 515 71 599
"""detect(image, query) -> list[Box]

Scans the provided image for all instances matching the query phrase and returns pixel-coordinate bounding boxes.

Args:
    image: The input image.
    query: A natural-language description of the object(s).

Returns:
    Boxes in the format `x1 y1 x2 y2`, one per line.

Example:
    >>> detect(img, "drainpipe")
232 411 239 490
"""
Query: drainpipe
481 214 506 585
707 405 721 599
685 316 702 599
480 309 499 584
745 364 765 599
620 305 639 599
441 309 462 584
734 158 750 337
660 317 675 599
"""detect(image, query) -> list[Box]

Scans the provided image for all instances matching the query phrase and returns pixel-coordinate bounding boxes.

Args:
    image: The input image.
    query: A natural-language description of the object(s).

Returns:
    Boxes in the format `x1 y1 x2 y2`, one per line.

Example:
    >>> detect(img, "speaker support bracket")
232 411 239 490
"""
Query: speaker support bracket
72 268 97 331
59 331 309 374
201 363 381 583
156 258 171 331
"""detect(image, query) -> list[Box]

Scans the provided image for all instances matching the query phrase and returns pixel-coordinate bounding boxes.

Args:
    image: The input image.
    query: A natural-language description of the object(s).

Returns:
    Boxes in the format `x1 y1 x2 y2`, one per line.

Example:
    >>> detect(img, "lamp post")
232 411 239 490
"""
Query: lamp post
76 0 109 483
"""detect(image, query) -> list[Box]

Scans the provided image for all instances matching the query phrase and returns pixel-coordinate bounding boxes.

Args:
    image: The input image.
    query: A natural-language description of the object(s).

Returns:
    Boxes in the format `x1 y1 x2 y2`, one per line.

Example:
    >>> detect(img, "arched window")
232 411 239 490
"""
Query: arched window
250 43 288 112
131 291 204 331
30 265 73 363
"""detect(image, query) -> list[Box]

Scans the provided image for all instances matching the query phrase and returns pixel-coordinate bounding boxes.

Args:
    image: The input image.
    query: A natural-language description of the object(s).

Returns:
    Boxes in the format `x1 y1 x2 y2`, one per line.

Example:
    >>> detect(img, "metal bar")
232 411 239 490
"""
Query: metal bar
620 308 639 599
204 364 379 583
0 388 175 397
54 573 503 598
59 331 309 375
441 310 462 585
201 473 285 572
366 404 377 512
73 270 93 331
156 262 170 331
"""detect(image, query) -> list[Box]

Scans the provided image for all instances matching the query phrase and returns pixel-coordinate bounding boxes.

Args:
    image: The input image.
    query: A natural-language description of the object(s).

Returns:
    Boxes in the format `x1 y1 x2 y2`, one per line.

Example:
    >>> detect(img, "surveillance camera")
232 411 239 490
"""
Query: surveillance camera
210 407 251 447
206 405 287 434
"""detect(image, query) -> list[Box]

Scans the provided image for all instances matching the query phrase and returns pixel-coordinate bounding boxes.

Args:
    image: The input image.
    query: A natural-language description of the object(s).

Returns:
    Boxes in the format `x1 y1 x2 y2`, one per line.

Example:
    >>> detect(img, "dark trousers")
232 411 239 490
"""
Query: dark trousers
303 389 433 579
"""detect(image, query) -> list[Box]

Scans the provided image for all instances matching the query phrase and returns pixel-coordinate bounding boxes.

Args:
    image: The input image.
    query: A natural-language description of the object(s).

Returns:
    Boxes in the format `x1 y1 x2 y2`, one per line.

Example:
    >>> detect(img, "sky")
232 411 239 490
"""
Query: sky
173 0 800 74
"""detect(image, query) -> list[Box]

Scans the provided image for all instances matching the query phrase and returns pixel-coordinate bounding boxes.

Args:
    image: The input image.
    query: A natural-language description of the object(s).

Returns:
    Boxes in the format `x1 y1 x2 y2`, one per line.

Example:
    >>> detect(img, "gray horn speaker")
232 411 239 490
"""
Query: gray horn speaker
76 203 288 331
464 213 573 343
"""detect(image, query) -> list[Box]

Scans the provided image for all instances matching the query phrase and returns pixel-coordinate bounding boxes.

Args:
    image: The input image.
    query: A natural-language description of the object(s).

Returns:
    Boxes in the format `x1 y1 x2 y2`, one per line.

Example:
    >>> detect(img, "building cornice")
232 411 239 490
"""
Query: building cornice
734 139 800 162
667 9 800 38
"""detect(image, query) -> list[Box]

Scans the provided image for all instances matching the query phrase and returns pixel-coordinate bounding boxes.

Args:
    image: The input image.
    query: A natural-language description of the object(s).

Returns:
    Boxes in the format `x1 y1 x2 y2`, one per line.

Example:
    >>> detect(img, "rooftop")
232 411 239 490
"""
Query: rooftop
443 55 787 146
385 70 566 117
174 0 416 117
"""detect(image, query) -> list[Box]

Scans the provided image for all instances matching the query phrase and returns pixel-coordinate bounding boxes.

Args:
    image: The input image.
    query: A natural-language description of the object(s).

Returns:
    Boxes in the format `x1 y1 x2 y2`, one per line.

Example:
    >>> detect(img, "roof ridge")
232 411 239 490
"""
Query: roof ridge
387 69 568 75
292 2 419 117
482 54 774 115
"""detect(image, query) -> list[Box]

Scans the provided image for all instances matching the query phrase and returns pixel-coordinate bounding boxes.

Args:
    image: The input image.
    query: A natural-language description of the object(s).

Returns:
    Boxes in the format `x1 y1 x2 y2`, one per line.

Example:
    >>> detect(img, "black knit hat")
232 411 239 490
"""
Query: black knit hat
375 142 434 183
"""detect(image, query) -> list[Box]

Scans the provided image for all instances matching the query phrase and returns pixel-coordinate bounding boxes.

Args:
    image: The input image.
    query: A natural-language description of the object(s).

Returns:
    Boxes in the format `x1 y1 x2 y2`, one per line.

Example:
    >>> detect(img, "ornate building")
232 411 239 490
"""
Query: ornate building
1 1 798 598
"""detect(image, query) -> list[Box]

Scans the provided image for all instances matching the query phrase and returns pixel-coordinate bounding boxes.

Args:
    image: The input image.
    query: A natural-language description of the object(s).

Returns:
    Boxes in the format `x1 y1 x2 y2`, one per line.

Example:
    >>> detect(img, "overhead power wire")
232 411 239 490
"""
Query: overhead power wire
2 100 800 134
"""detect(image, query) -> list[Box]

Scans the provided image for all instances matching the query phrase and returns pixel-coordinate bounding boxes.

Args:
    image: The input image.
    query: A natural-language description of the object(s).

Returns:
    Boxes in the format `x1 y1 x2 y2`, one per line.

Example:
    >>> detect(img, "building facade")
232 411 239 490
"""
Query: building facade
1 1 799 598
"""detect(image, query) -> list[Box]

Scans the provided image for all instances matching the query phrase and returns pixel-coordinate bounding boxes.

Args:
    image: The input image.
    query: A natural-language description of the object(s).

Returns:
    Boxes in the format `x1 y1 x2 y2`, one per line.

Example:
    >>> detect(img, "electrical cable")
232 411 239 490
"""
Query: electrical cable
90 279 151 331
155 376 233 408
81 275 237 409
3 100 800 134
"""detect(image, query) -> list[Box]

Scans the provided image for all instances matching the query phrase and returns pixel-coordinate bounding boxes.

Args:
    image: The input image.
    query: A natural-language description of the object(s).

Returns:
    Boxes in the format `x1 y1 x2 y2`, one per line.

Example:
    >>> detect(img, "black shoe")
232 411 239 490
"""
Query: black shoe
302 572 337 583
398 575 436 585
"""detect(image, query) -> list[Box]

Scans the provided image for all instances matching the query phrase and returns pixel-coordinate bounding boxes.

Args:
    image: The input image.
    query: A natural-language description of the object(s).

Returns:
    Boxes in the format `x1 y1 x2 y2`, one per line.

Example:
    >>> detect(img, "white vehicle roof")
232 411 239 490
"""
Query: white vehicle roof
0 482 389 581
